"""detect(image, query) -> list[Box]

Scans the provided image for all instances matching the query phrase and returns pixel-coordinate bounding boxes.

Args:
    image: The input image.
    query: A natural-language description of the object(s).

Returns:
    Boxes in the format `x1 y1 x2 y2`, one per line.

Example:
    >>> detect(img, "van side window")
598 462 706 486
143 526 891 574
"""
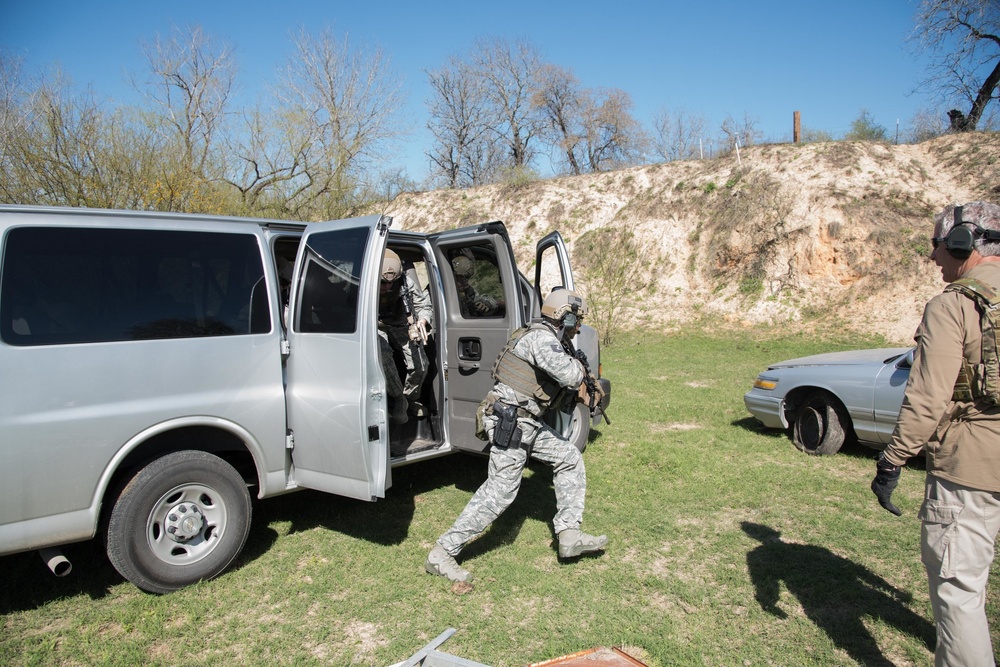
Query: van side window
0 227 269 346
447 244 506 319
295 227 368 334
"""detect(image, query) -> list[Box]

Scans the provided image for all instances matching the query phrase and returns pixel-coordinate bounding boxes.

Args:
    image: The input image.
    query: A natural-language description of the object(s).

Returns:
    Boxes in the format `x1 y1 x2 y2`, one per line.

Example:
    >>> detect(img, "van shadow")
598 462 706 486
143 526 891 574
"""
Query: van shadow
0 538 122 612
245 452 560 560
454 459 561 561
742 522 935 665
0 454 496 612
0 453 565 612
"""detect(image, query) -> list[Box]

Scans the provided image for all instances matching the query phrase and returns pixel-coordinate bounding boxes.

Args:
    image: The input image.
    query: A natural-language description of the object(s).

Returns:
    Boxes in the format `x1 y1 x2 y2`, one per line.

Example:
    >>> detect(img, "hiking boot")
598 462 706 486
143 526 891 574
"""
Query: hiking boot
558 529 608 559
425 544 473 583
389 397 408 424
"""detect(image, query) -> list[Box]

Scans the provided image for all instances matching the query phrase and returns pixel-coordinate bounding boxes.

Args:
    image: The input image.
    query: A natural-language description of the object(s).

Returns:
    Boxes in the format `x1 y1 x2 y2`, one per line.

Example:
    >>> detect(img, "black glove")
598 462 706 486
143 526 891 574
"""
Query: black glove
871 454 902 516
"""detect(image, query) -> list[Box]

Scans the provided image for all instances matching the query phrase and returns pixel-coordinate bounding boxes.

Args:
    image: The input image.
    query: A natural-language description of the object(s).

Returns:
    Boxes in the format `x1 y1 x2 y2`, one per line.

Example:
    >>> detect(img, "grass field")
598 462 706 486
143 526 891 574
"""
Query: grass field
2 326 997 666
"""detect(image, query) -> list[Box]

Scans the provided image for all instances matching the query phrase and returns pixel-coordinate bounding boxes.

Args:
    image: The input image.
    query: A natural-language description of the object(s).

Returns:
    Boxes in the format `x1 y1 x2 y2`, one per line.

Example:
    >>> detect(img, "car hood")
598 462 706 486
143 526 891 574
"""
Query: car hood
767 347 912 370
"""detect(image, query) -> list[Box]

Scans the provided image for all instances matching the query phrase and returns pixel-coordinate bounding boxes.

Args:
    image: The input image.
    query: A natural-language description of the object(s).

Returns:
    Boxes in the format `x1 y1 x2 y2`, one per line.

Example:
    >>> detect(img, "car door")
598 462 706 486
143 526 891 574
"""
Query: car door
872 349 912 443
285 214 391 501
432 222 525 452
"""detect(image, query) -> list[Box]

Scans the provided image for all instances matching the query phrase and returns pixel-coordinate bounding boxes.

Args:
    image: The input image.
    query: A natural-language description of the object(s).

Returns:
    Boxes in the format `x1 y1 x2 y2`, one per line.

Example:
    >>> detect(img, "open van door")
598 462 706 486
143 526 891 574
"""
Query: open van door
433 222 524 452
533 230 604 452
285 215 391 501
533 231 575 303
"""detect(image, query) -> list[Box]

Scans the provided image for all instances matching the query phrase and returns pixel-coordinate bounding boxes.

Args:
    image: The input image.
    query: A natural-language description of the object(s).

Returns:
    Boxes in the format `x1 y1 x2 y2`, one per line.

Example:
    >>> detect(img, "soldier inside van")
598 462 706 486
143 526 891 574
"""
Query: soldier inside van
451 254 501 317
378 249 433 424
276 256 293 328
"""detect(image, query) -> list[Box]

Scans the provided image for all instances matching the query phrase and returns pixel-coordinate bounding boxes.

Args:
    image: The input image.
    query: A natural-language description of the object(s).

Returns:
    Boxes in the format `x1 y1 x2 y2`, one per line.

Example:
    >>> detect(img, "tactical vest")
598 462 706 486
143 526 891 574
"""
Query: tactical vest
491 323 564 410
945 277 1000 405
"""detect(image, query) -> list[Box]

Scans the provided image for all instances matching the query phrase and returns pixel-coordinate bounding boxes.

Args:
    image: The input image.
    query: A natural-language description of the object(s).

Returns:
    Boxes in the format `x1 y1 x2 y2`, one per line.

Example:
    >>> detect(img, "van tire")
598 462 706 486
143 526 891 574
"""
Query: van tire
105 450 252 594
545 403 591 454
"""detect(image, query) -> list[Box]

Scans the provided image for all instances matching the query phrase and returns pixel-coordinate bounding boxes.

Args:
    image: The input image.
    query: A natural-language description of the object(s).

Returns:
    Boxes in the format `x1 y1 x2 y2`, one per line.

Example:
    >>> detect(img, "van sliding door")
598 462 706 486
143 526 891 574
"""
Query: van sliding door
285 215 391 501
432 223 523 453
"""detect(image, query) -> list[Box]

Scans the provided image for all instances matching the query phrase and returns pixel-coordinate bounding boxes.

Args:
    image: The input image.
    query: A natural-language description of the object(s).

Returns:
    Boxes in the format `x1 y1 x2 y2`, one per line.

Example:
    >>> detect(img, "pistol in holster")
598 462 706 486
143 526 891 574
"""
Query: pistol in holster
490 401 522 450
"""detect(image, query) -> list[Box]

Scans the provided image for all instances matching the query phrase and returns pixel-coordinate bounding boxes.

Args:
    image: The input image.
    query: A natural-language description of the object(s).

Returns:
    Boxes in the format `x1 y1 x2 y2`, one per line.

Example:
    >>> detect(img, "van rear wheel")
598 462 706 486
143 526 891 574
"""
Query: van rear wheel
105 450 252 594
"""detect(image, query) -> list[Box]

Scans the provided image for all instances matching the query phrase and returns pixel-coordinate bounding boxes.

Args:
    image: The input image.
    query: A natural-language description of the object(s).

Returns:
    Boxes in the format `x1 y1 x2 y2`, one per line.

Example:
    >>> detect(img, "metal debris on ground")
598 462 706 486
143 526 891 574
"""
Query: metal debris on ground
391 632 649 667
390 628 491 667
529 646 650 667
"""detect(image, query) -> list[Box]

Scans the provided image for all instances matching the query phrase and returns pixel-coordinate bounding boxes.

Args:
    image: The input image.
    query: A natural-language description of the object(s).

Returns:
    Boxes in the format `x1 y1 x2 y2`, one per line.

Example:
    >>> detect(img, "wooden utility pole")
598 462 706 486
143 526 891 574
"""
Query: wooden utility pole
793 111 801 143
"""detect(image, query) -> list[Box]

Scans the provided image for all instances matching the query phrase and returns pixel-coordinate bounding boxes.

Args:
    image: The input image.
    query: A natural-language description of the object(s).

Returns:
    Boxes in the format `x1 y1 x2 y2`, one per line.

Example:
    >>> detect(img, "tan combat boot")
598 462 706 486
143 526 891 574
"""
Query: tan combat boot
425 544 473 583
558 529 608 558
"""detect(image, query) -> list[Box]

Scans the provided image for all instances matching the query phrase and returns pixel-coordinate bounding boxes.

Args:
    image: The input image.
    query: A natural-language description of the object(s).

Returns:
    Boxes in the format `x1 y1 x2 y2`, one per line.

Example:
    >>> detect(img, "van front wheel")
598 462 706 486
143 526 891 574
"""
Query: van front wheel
545 403 591 454
105 451 252 594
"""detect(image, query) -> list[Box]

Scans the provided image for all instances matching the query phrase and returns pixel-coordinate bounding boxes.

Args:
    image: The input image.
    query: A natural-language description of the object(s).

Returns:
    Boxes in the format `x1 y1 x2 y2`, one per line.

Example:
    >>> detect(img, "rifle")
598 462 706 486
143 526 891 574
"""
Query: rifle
573 347 611 426
399 278 428 345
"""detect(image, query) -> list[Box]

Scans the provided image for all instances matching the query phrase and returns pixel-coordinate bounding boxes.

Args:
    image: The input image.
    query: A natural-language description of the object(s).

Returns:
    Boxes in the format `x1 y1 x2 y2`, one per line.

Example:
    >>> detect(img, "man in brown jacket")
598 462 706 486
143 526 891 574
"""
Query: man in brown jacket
872 201 1000 666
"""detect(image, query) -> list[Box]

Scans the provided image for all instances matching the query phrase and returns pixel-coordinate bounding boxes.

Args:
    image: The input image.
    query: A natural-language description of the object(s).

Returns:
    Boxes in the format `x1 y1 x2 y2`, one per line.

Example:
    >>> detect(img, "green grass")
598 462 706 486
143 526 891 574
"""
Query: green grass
2 325 996 666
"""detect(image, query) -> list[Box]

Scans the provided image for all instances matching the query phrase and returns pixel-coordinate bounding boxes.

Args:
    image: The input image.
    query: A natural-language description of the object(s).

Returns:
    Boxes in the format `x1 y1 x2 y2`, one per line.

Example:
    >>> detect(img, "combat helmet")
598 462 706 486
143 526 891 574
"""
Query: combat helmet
451 256 475 280
381 249 402 283
541 289 586 322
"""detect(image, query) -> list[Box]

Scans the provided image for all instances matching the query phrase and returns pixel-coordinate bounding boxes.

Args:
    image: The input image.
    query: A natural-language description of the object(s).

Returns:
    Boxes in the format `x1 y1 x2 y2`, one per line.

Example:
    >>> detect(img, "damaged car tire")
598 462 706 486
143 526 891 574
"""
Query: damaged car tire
792 391 848 456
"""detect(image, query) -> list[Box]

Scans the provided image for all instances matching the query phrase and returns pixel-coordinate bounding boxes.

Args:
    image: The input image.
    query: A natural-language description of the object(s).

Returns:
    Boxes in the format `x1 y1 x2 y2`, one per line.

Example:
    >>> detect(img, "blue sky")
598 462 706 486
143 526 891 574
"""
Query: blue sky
1 0 938 181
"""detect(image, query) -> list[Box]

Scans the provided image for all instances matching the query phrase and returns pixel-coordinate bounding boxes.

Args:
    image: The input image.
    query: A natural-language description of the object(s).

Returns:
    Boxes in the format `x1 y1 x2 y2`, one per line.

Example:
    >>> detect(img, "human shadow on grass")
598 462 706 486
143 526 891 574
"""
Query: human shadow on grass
742 522 935 665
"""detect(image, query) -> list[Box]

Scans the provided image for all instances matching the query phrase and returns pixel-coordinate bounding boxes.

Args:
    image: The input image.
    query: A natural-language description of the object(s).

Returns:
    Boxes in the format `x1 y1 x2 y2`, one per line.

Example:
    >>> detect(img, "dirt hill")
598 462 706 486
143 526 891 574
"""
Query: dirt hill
386 133 1000 345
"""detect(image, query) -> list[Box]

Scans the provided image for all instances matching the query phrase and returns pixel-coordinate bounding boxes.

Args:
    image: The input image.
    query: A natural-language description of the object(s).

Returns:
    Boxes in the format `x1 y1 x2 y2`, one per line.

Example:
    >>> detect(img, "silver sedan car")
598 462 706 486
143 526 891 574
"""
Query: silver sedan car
744 347 914 455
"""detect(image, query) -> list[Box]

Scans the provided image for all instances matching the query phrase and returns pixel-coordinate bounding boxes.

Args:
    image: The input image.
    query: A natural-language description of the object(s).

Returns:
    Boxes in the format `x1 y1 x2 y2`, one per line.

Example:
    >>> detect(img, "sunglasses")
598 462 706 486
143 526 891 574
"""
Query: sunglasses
931 236 947 249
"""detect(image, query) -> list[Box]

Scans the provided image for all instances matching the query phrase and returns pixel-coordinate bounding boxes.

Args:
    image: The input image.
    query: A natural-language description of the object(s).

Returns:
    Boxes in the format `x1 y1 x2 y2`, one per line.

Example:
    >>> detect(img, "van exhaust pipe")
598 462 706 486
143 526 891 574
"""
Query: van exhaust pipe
39 547 72 577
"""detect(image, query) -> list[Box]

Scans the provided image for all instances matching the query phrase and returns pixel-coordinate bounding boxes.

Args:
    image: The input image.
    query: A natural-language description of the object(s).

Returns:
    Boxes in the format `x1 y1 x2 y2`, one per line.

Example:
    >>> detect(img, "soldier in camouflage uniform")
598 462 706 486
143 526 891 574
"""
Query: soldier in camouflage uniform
426 289 607 583
379 249 433 424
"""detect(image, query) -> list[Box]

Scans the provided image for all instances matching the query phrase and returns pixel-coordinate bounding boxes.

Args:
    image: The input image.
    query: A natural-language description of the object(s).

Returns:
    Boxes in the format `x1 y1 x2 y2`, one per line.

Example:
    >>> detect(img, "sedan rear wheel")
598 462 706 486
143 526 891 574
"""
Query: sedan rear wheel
792 392 848 455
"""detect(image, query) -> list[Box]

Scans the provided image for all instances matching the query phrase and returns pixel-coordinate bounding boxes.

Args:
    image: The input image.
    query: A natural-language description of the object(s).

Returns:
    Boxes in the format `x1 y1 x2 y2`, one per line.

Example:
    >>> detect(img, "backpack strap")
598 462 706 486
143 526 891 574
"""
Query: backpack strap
945 278 1000 404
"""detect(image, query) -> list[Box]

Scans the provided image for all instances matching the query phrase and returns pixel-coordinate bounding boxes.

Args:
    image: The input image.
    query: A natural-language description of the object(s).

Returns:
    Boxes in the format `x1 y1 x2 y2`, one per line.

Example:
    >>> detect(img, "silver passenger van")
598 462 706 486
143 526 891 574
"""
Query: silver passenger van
0 205 609 593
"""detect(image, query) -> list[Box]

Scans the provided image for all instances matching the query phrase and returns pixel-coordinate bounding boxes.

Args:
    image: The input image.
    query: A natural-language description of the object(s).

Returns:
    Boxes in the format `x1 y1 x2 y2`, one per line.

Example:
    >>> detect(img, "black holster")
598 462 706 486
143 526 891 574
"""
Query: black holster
491 401 522 450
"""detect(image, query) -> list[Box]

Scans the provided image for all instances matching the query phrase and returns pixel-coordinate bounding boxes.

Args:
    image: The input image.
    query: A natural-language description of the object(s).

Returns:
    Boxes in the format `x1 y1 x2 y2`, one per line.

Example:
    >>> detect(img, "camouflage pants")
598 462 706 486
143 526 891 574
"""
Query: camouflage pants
437 415 586 556
378 325 427 403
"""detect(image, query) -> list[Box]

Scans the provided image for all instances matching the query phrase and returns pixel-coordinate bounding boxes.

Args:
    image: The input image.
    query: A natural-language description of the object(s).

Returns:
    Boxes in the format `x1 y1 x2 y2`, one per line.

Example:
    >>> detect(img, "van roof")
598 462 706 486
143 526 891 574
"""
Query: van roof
0 205 308 232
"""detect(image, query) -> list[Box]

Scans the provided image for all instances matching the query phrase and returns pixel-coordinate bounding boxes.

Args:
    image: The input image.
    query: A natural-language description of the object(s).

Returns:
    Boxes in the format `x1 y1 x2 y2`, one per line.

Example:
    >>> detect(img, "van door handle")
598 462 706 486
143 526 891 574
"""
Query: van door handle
458 337 482 361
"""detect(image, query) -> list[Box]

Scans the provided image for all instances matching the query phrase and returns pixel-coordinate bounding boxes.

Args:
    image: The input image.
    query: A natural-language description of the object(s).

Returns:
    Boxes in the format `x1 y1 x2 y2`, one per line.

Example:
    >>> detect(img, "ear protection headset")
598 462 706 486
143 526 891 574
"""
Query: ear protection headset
943 205 1000 259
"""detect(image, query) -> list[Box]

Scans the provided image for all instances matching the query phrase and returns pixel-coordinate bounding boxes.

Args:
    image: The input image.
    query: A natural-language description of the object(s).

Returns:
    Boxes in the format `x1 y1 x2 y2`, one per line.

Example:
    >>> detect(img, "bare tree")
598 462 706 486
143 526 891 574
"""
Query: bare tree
268 27 406 218
425 58 500 187
913 0 1000 131
533 67 645 175
580 88 647 172
471 37 544 170
221 103 313 217
652 107 707 162
719 113 762 154
0 51 24 192
576 217 656 346
136 25 236 180
533 63 584 175
1 68 163 209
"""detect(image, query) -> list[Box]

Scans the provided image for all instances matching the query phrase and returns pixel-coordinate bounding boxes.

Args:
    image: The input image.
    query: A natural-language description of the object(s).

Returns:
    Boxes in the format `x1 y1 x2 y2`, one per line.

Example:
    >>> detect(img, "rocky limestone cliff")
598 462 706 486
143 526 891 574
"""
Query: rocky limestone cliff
385 133 1000 344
